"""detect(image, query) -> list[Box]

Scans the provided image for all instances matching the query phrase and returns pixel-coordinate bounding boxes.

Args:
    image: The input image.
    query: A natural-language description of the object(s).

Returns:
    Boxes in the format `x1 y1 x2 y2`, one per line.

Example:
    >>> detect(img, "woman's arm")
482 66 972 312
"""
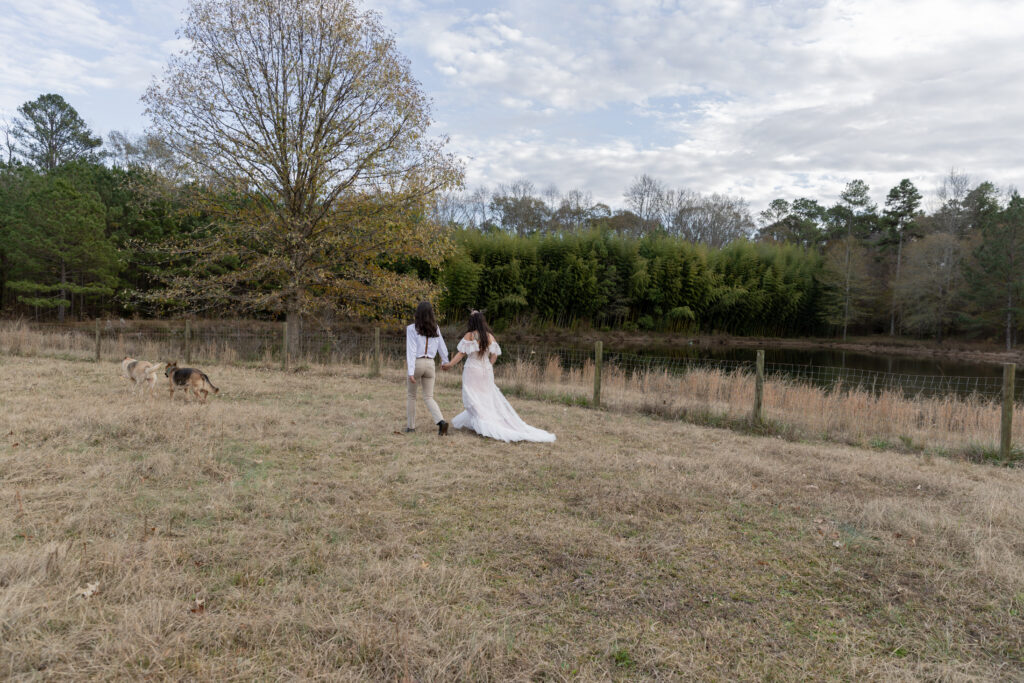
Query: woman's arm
442 352 464 371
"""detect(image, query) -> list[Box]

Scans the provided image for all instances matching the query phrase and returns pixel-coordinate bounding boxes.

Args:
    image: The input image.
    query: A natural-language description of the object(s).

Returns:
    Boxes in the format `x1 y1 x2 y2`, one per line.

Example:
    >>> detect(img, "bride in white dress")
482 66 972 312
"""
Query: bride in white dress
442 311 556 443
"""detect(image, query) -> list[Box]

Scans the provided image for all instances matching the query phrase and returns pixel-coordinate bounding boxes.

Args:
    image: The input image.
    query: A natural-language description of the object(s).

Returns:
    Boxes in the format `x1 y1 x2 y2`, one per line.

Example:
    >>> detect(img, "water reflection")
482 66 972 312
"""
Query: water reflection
507 341 1015 401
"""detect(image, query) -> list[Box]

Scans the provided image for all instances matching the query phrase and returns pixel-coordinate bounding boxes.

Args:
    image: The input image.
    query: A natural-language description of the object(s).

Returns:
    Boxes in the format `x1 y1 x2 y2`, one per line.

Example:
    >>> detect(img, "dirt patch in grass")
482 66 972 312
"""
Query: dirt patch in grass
1 356 1023 679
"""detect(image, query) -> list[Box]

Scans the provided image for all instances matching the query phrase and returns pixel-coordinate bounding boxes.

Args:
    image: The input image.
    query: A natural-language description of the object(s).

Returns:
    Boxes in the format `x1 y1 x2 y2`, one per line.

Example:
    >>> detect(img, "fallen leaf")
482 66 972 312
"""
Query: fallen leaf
74 582 100 599
12 443 18 448
420 561 430 569
190 597 206 614
832 541 843 549
814 518 824 524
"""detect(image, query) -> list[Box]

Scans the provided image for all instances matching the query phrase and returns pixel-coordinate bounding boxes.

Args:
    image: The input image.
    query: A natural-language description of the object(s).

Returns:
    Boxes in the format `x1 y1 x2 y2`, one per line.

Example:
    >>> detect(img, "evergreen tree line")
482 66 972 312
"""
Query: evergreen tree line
0 94 195 321
435 173 1024 347
2 93 1023 348
438 229 824 336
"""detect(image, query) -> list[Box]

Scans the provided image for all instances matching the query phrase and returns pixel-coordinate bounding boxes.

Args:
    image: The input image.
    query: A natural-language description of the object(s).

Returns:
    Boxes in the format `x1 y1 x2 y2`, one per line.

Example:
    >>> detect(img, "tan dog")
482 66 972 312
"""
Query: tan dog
121 357 163 395
164 361 220 402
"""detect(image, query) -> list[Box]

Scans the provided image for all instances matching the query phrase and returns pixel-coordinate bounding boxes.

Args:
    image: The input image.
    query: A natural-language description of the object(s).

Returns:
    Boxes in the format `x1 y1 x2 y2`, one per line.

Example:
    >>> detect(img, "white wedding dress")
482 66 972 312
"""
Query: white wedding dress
451 338 556 443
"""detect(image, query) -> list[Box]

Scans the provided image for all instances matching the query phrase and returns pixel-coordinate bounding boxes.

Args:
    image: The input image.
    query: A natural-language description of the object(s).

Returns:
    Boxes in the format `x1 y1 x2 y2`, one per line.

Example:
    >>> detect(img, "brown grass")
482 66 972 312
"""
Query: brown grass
2 319 1021 459
484 356 1023 459
1 352 1023 679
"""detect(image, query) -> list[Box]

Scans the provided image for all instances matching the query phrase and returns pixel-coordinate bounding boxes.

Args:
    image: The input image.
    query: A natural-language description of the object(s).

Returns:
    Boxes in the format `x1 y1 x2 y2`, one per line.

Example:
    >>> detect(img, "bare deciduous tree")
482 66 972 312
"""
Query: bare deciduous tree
667 191 754 248
896 232 967 342
623 174 666 229
935 168 972 237
142 0 462 337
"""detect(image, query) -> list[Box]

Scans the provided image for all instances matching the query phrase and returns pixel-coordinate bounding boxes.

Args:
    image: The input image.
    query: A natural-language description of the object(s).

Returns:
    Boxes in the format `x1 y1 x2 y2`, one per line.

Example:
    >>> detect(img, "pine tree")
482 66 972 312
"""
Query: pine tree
10 94 102 172
826 180 878 339
6 173 117 320
963 192 1024 349
882 179 922 335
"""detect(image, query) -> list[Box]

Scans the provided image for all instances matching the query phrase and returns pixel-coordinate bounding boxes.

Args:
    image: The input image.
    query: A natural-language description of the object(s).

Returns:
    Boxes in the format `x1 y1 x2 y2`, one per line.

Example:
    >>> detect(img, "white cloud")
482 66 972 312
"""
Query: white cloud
2 0 1022 212
0 0 188 131
371 0 1024 209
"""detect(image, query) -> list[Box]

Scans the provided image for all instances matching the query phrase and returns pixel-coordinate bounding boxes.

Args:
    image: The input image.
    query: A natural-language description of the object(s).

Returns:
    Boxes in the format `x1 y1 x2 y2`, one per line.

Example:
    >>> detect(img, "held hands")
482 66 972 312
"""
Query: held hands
441 363 451 371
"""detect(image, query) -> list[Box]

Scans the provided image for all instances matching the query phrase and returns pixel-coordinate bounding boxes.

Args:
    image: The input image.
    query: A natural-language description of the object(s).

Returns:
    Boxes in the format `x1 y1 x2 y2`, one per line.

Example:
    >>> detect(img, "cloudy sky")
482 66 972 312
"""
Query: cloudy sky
2 0 1022 213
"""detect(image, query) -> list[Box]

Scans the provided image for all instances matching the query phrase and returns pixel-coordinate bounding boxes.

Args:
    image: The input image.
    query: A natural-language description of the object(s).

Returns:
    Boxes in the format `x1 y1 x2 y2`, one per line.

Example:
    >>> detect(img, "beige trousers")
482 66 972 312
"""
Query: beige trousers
407 358 443 429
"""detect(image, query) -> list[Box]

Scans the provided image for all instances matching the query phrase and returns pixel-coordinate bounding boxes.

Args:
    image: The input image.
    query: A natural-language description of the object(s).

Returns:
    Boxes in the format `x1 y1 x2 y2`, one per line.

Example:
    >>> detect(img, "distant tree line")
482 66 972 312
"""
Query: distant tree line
2 89 1023 347
437 229 823 337
432 172 1024 348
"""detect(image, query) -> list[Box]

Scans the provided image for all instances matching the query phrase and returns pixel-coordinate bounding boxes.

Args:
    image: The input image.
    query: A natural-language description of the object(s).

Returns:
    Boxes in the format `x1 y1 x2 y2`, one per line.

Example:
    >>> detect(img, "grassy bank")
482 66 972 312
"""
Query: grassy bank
1 355 1023 679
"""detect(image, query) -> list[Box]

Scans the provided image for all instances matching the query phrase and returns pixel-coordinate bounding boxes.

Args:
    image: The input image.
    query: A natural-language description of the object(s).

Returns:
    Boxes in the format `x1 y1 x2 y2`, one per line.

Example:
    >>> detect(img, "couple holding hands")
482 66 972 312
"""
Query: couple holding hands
405 302 555 443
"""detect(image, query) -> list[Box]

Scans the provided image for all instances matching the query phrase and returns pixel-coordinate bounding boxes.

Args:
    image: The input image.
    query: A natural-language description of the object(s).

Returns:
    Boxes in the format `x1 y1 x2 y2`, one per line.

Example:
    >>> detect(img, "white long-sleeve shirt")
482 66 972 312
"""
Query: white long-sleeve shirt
406 323 450 376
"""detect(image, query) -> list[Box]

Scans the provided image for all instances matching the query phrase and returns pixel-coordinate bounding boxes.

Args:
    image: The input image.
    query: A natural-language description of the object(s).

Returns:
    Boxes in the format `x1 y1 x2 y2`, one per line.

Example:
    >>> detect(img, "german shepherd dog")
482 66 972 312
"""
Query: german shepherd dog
164 361 220 402
121 357 163 395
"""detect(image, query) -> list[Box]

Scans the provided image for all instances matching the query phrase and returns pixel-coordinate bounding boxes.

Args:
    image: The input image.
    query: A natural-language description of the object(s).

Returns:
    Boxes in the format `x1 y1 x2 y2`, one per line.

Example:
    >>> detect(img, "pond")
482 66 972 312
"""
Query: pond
505 340 1015 401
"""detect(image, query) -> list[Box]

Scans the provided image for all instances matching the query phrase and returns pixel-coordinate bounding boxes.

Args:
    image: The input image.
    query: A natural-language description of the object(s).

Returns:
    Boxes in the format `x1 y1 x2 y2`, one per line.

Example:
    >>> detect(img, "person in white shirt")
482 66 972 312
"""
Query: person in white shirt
406 301 450 435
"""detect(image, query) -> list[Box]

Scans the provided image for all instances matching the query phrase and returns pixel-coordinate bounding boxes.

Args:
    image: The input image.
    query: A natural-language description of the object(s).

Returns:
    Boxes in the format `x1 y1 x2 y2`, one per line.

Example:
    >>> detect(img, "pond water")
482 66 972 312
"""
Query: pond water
507 340 1015 401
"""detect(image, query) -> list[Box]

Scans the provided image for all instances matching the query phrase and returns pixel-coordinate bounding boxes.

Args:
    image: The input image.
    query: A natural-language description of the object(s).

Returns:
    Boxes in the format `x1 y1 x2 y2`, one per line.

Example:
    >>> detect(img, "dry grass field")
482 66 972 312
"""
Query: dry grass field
4 320 1022 460
2 354 1024 680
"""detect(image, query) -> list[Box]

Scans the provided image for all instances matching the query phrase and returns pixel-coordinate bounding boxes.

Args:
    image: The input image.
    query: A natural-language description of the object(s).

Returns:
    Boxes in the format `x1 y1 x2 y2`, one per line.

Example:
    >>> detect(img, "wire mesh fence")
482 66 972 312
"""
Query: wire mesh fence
3 321 1015 402
496 342 1011 402
3 320 1021 455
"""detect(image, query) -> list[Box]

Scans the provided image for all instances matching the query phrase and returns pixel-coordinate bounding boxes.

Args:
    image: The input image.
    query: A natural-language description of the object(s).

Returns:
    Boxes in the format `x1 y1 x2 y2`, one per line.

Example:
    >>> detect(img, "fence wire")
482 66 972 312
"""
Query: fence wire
497 342 1010 402
8 323 1016 403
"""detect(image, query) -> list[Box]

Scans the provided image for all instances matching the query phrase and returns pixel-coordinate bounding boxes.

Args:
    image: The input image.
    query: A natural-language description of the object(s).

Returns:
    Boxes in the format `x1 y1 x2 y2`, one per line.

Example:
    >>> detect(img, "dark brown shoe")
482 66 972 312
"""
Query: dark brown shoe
437 420 449 436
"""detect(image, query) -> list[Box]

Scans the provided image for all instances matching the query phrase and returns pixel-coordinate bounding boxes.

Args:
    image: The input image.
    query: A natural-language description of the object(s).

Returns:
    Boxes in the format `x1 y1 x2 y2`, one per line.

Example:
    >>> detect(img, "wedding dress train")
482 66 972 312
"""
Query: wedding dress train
450 338 556 443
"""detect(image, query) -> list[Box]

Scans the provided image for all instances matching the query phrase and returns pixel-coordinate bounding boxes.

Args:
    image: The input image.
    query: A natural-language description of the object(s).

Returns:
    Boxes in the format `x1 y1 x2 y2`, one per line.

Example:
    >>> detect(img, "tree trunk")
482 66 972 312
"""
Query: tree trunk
842 236 852 342
58 261 67 323
0 249 6 313
889 231 903 336
1007 291 1014 352
286 306 301 366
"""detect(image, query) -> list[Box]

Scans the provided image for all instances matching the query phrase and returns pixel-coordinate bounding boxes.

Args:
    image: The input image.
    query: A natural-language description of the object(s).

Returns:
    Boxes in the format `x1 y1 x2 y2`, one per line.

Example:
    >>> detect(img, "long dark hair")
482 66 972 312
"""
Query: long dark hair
414 301 439 337
465 310 492 357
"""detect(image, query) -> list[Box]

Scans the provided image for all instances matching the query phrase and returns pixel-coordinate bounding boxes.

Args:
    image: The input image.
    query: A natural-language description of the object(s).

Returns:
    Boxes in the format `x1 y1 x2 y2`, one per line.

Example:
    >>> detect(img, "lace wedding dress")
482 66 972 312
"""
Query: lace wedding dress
450 338 556 443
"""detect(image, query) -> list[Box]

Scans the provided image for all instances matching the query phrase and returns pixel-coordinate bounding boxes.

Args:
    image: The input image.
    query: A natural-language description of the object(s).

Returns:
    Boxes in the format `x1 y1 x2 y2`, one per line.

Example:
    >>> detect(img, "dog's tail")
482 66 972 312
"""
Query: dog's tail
202 373 220 394
144 363 163 378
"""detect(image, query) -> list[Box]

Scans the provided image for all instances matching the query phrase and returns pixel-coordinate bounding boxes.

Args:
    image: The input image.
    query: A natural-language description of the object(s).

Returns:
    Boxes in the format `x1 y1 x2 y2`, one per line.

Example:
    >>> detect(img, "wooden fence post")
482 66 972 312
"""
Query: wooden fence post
753 349 765 424
371 327 381 377
282 321 289 371
593 340 603 408
184 319 192 364
1000 362 1015 460
94 320 101 362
